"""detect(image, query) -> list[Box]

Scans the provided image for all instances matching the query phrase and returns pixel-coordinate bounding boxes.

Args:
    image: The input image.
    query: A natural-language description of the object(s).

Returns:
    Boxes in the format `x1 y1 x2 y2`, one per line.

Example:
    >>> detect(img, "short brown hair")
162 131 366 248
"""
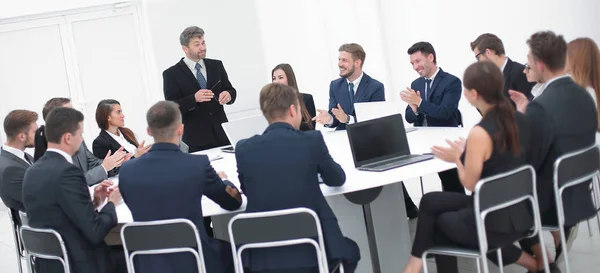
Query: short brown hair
470 33 506 55
339 43 366 68
45 107 83 144
3 110 38 140
260 83 300 122
527 31 567 72
42 97 71 121
146 101 181 141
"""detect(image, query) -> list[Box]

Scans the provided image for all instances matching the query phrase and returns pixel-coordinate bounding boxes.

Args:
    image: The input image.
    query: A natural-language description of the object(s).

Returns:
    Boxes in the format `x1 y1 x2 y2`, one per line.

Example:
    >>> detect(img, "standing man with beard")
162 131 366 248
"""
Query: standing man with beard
313 43 385 130
163 26 238 237
163 26 237 153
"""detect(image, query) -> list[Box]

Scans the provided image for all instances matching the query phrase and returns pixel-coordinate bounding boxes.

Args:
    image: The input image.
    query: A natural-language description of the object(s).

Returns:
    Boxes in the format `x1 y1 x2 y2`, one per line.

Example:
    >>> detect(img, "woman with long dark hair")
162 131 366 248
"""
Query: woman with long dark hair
92 99 150 159
402 61 540 273
271 63 316 131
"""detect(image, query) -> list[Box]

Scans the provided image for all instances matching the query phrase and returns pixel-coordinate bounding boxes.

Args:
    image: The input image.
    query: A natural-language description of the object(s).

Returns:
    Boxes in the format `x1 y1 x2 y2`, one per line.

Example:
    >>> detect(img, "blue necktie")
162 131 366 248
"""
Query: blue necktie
195 63 207 89
425 79 432 101
348 82 355 105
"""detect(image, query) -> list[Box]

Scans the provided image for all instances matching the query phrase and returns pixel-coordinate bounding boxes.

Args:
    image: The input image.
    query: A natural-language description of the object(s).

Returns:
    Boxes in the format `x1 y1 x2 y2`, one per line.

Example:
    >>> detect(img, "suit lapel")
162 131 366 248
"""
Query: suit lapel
427 69 445 101
337 80 352 113
0 148 30 168
74 145 86 168
354 74 369 102
177 58 201 90
100 131 130 153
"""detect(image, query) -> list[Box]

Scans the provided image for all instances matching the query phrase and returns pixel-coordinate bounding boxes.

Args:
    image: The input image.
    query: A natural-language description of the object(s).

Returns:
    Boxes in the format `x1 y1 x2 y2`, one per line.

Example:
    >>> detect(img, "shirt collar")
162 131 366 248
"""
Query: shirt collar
426 67 440 81
184 57 205 71
46 148 73 164
500 57 509 72
346 72 364 87
2 145 26 161
533 74 571 98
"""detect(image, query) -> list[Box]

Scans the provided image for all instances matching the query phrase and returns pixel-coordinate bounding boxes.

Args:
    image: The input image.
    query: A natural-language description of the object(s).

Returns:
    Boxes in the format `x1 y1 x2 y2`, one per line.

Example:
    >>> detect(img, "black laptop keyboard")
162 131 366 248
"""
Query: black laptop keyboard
359 155 431 171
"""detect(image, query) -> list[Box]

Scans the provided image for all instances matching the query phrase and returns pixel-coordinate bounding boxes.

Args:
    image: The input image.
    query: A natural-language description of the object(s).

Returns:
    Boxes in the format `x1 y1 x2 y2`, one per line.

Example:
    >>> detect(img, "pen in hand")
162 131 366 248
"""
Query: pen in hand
210 80 222 101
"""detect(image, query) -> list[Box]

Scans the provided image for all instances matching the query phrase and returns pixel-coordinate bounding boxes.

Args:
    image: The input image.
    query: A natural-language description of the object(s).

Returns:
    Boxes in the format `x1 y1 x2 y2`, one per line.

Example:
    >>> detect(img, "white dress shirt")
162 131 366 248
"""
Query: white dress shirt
500 57 509 72
106 129 138 156
46 148 73 164
327 72 364 126
183 57 207 82
2 145 31 165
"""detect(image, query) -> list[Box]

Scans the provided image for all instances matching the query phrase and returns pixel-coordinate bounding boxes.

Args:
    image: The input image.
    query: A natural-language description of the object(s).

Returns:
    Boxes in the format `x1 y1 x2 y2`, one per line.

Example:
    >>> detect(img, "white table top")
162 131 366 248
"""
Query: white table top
115 127 469 223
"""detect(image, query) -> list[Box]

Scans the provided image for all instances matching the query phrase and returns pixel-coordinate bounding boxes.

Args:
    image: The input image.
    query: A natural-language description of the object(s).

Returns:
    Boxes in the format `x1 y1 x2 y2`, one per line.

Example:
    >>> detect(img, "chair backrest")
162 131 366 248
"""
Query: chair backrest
473 165 538 252
19 225 70 272
554 145 600 188
19 211 29 226
7 209 25 256
228 208 327 273
121 218 206 273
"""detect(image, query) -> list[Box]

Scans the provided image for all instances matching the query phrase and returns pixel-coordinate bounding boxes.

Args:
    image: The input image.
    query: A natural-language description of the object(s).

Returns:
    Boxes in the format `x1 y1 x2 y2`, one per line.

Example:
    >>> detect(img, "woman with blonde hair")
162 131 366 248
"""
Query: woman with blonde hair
566 37 600 116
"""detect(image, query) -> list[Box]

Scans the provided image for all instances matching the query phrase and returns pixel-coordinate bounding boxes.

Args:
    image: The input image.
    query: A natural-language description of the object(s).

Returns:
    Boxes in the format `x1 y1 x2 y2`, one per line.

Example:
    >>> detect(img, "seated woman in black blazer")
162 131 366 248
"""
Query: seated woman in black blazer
271 63 316 131
402 62 544 273
92 99 151 159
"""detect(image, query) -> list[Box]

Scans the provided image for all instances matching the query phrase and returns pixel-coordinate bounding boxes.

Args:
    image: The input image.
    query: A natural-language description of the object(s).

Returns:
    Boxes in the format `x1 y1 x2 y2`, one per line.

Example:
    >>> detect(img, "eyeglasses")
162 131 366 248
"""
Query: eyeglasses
524 64 531 72
475 52 484 60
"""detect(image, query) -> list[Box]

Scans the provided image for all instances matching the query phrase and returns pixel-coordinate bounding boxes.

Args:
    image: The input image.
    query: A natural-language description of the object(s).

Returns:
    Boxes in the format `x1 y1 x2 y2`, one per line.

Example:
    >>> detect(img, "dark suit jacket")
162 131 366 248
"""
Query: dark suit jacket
0 148 33 211
405 68 462 127
300 93 316 131
23 151 118 273
119 143 242 273
163 58 237 151
503 58 535 102
33 125 47 161
92 130 137 160
235 122 360 271
526 76 598 226
327 73 385 130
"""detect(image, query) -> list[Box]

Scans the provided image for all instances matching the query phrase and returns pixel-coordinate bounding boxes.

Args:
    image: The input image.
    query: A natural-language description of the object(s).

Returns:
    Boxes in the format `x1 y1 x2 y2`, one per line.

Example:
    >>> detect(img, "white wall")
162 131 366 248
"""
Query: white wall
1 0 599 137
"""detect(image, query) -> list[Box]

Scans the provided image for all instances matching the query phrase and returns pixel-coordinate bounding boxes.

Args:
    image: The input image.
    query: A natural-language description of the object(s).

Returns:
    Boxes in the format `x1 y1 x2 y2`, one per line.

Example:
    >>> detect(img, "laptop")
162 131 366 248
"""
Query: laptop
221 115 269 153
346 113 433 172
353 101 417 133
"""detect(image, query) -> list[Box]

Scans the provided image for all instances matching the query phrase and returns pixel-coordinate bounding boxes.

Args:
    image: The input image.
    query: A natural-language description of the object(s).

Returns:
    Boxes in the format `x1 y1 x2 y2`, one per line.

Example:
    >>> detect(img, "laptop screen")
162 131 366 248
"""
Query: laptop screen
346 114 411 167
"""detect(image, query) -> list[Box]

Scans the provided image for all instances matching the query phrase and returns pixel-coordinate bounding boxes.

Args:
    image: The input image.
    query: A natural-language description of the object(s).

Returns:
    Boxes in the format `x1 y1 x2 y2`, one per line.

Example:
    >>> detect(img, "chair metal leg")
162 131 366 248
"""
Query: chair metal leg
422 252 430 273
558 222 571 273
587 220 593 236
14 245 23 273
25 255 33 273
476 258 482 273
420 176 425 196
496 249 504 273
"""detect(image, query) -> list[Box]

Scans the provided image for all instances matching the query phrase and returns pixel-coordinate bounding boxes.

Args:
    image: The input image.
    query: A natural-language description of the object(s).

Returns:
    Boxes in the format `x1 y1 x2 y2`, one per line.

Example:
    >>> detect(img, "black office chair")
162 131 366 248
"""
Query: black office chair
228 208 344 273
20 225 70 273
7 209 25 273
422 165 550 273
121 218 207 273
544 145 600 273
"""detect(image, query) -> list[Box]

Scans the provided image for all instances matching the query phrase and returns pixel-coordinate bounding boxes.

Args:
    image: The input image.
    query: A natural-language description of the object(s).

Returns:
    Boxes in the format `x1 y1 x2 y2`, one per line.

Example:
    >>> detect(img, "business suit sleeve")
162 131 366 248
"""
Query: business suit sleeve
92 138 110 160
83 144 108 186
405 83 419 124
56 166 117 244
304 94 317 128
203 162 241 211
163 69 198 114
314 132 345 186
1 165 26 211
525 102 553 169
327 82 341 128
218 60 237 105
417 78 462 120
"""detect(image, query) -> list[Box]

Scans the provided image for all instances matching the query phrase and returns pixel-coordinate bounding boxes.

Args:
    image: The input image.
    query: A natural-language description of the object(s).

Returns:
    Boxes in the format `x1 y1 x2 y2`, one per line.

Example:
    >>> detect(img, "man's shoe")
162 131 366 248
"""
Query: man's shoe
531 262 561 273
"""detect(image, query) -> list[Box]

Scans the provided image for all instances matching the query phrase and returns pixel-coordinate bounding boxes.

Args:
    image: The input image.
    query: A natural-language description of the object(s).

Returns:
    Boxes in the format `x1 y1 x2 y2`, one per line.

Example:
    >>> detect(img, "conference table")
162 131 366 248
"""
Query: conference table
113 126 469 273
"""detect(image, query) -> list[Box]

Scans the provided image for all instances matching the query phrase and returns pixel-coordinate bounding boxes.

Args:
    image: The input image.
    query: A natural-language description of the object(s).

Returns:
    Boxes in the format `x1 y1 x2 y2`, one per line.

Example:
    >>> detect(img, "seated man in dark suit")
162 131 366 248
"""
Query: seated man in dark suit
313 43 385 130
118 100 242 273
236 83 360 273
23 107 124 273
513 31 598 270
470 33 535 102
34 97 127 185
400 41 465 218
0 110 38 212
